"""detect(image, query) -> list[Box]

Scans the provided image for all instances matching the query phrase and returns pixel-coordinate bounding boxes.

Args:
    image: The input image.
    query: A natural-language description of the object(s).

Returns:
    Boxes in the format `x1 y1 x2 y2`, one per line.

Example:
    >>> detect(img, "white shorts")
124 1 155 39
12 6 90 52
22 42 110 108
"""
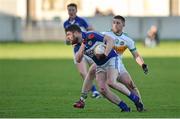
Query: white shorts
73 52 94 65
96 56 119 73
117 58 128 75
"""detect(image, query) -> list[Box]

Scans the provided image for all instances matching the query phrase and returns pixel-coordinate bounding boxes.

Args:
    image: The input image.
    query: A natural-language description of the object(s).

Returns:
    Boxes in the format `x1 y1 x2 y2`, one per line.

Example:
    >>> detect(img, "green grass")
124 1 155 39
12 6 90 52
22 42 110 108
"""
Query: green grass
0 41 180 59
0 41 180 117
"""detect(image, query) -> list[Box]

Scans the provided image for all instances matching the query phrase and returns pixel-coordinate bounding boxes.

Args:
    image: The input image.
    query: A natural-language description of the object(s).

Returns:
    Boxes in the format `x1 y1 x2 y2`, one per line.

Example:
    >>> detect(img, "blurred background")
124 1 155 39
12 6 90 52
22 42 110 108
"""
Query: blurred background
1 1 180 117
0 0 180 42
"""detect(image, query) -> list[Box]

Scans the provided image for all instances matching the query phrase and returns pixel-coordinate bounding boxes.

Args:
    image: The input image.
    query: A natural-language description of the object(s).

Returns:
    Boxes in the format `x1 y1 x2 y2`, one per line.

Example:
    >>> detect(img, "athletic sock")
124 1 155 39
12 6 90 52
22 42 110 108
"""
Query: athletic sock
80 92 88 102
128 92 139 103
91 85 97 92
118 101 129 111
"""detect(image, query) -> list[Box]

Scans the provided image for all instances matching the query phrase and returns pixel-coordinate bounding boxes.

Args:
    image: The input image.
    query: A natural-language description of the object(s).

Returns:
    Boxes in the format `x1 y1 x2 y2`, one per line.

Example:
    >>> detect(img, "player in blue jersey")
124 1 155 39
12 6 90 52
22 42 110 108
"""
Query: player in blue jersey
63 3 100 98
64 3 93 31
65 24 144 112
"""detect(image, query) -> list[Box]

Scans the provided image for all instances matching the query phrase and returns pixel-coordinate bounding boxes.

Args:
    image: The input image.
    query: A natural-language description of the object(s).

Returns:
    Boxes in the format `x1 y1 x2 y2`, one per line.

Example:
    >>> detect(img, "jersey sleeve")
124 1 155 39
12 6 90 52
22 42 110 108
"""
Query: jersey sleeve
73 44 81 54
63 21 67 29
127 38 136 52
81 18 90 29
92 32 104 42
100 31 107 36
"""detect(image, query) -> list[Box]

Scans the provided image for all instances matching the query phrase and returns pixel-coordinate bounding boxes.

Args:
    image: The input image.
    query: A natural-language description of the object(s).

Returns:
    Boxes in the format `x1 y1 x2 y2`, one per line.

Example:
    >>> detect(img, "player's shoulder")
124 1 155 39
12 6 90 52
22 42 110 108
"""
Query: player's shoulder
76 16 87 22
86 31 103 39
63 19 68 24
122 32 134 42
63 19 69 28
101 30 112 35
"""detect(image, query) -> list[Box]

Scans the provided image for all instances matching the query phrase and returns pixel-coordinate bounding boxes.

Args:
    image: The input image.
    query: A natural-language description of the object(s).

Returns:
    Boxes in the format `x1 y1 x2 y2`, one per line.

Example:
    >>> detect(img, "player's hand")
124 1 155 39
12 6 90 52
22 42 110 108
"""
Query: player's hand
96 54 107 60
142 64 148 74
82 39 87 44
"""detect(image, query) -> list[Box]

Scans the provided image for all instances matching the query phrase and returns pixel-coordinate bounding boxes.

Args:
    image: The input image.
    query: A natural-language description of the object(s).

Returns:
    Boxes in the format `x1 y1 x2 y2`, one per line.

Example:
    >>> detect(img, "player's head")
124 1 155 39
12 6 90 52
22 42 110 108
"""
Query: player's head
67 3 77 19
65 24 82 45
112 15 125 33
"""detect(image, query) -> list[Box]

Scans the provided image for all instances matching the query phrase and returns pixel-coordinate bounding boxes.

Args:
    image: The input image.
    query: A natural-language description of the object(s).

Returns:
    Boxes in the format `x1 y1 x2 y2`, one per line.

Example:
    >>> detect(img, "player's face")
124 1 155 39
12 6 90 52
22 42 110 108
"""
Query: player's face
112 19 124 33
67 6 77 19
66 31 78 44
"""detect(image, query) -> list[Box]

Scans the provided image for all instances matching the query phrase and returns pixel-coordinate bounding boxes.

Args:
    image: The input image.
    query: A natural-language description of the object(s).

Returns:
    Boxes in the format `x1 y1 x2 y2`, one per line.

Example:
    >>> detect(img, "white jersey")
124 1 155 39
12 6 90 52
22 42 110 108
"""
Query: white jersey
102 31 137 74
102 31 136 59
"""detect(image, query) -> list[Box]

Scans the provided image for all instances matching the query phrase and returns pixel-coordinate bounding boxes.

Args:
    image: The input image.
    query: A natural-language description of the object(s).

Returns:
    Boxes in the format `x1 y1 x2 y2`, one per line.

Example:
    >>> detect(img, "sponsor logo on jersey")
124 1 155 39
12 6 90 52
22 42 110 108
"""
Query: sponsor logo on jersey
88 34 95 39
113 46 127 54
120 41 125 45
115 39 119 44
88 41 93 46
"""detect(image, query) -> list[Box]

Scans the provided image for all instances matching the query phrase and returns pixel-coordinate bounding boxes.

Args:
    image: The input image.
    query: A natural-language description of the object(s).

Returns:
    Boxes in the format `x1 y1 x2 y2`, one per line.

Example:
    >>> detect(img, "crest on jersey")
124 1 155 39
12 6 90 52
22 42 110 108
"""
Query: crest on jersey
88 34 95 39
115 39 119 44
88 41 93 46
120 41 125 45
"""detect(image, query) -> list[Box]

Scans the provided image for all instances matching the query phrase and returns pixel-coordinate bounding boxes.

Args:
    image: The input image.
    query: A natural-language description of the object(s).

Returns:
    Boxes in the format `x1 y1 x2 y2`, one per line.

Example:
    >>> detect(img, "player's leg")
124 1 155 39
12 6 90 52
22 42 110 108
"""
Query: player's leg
84 63 100 98
118 72 143 103
73 64 98 108
117 72 145 111
107 68 143 111
117 61 143 103
106 67 131 96
105 57 131 96
96 71 130 112
73 69 130 111
80 64 97 97
75 56 99 97
75 60 87 80
106 57 144 111
73 68 94 108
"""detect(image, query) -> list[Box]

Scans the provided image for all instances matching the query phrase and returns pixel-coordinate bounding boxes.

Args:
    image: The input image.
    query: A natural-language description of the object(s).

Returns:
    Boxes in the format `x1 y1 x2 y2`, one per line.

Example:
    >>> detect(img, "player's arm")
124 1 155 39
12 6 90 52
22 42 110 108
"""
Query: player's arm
103 35 114 56
131 51 144 66
75 43 85 63
82 18 94 31
131 50 148 74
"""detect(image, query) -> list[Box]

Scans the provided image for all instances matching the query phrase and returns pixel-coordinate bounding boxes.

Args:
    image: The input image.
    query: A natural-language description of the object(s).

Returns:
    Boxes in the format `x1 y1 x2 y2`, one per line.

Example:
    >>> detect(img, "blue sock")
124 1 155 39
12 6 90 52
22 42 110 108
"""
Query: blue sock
118 101 129 111
91 85 97 92
128 92 139 103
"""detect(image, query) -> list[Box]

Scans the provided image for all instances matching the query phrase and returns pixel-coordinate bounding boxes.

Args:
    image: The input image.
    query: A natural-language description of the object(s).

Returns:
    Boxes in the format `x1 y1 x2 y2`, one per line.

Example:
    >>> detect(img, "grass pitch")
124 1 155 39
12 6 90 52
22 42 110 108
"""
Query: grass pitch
0 41 180 117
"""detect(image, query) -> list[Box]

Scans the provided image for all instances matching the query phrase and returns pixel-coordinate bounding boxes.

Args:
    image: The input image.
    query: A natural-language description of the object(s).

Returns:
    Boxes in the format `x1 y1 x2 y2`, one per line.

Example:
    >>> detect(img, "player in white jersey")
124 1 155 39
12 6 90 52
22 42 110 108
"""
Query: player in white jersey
103 15 148 111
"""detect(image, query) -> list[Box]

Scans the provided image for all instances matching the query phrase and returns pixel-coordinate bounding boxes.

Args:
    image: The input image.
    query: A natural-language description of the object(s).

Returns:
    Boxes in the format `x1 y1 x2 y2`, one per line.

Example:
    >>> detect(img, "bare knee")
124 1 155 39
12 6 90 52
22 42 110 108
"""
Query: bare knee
99 87 107 96
107 80 115 88
89 68 95 76
79 72 87 80
88 64 96 76
126 81 136 91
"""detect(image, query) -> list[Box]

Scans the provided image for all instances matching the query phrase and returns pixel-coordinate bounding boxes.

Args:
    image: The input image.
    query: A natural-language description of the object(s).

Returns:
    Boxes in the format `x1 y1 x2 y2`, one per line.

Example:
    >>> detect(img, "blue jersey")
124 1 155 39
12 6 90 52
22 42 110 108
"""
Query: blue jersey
63 16 90 31
74 32 117 66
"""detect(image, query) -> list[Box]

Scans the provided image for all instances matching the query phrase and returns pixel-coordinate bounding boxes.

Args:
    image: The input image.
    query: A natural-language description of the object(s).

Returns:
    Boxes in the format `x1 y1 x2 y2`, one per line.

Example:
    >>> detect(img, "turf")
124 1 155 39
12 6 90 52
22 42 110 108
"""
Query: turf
0 41 180 117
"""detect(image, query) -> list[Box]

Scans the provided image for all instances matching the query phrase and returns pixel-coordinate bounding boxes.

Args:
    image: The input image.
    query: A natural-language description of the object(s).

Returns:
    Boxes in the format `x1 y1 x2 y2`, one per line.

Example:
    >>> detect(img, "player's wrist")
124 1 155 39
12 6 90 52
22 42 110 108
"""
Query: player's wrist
82 39 87 44
142 63 147 68
104 52 108 57
142 63 148 74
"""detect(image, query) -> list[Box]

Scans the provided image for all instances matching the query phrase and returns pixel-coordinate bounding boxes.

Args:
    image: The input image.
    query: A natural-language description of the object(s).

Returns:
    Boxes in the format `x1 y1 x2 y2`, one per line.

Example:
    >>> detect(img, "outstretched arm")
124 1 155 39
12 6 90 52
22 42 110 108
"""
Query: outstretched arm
131 51 148 74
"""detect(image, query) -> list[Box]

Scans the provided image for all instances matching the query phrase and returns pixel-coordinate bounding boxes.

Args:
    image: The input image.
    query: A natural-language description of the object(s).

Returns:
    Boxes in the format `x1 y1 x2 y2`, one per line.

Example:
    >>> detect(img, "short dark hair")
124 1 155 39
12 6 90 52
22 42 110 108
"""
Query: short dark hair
113 15 125 23
67 3 77 9
65 24 82 33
